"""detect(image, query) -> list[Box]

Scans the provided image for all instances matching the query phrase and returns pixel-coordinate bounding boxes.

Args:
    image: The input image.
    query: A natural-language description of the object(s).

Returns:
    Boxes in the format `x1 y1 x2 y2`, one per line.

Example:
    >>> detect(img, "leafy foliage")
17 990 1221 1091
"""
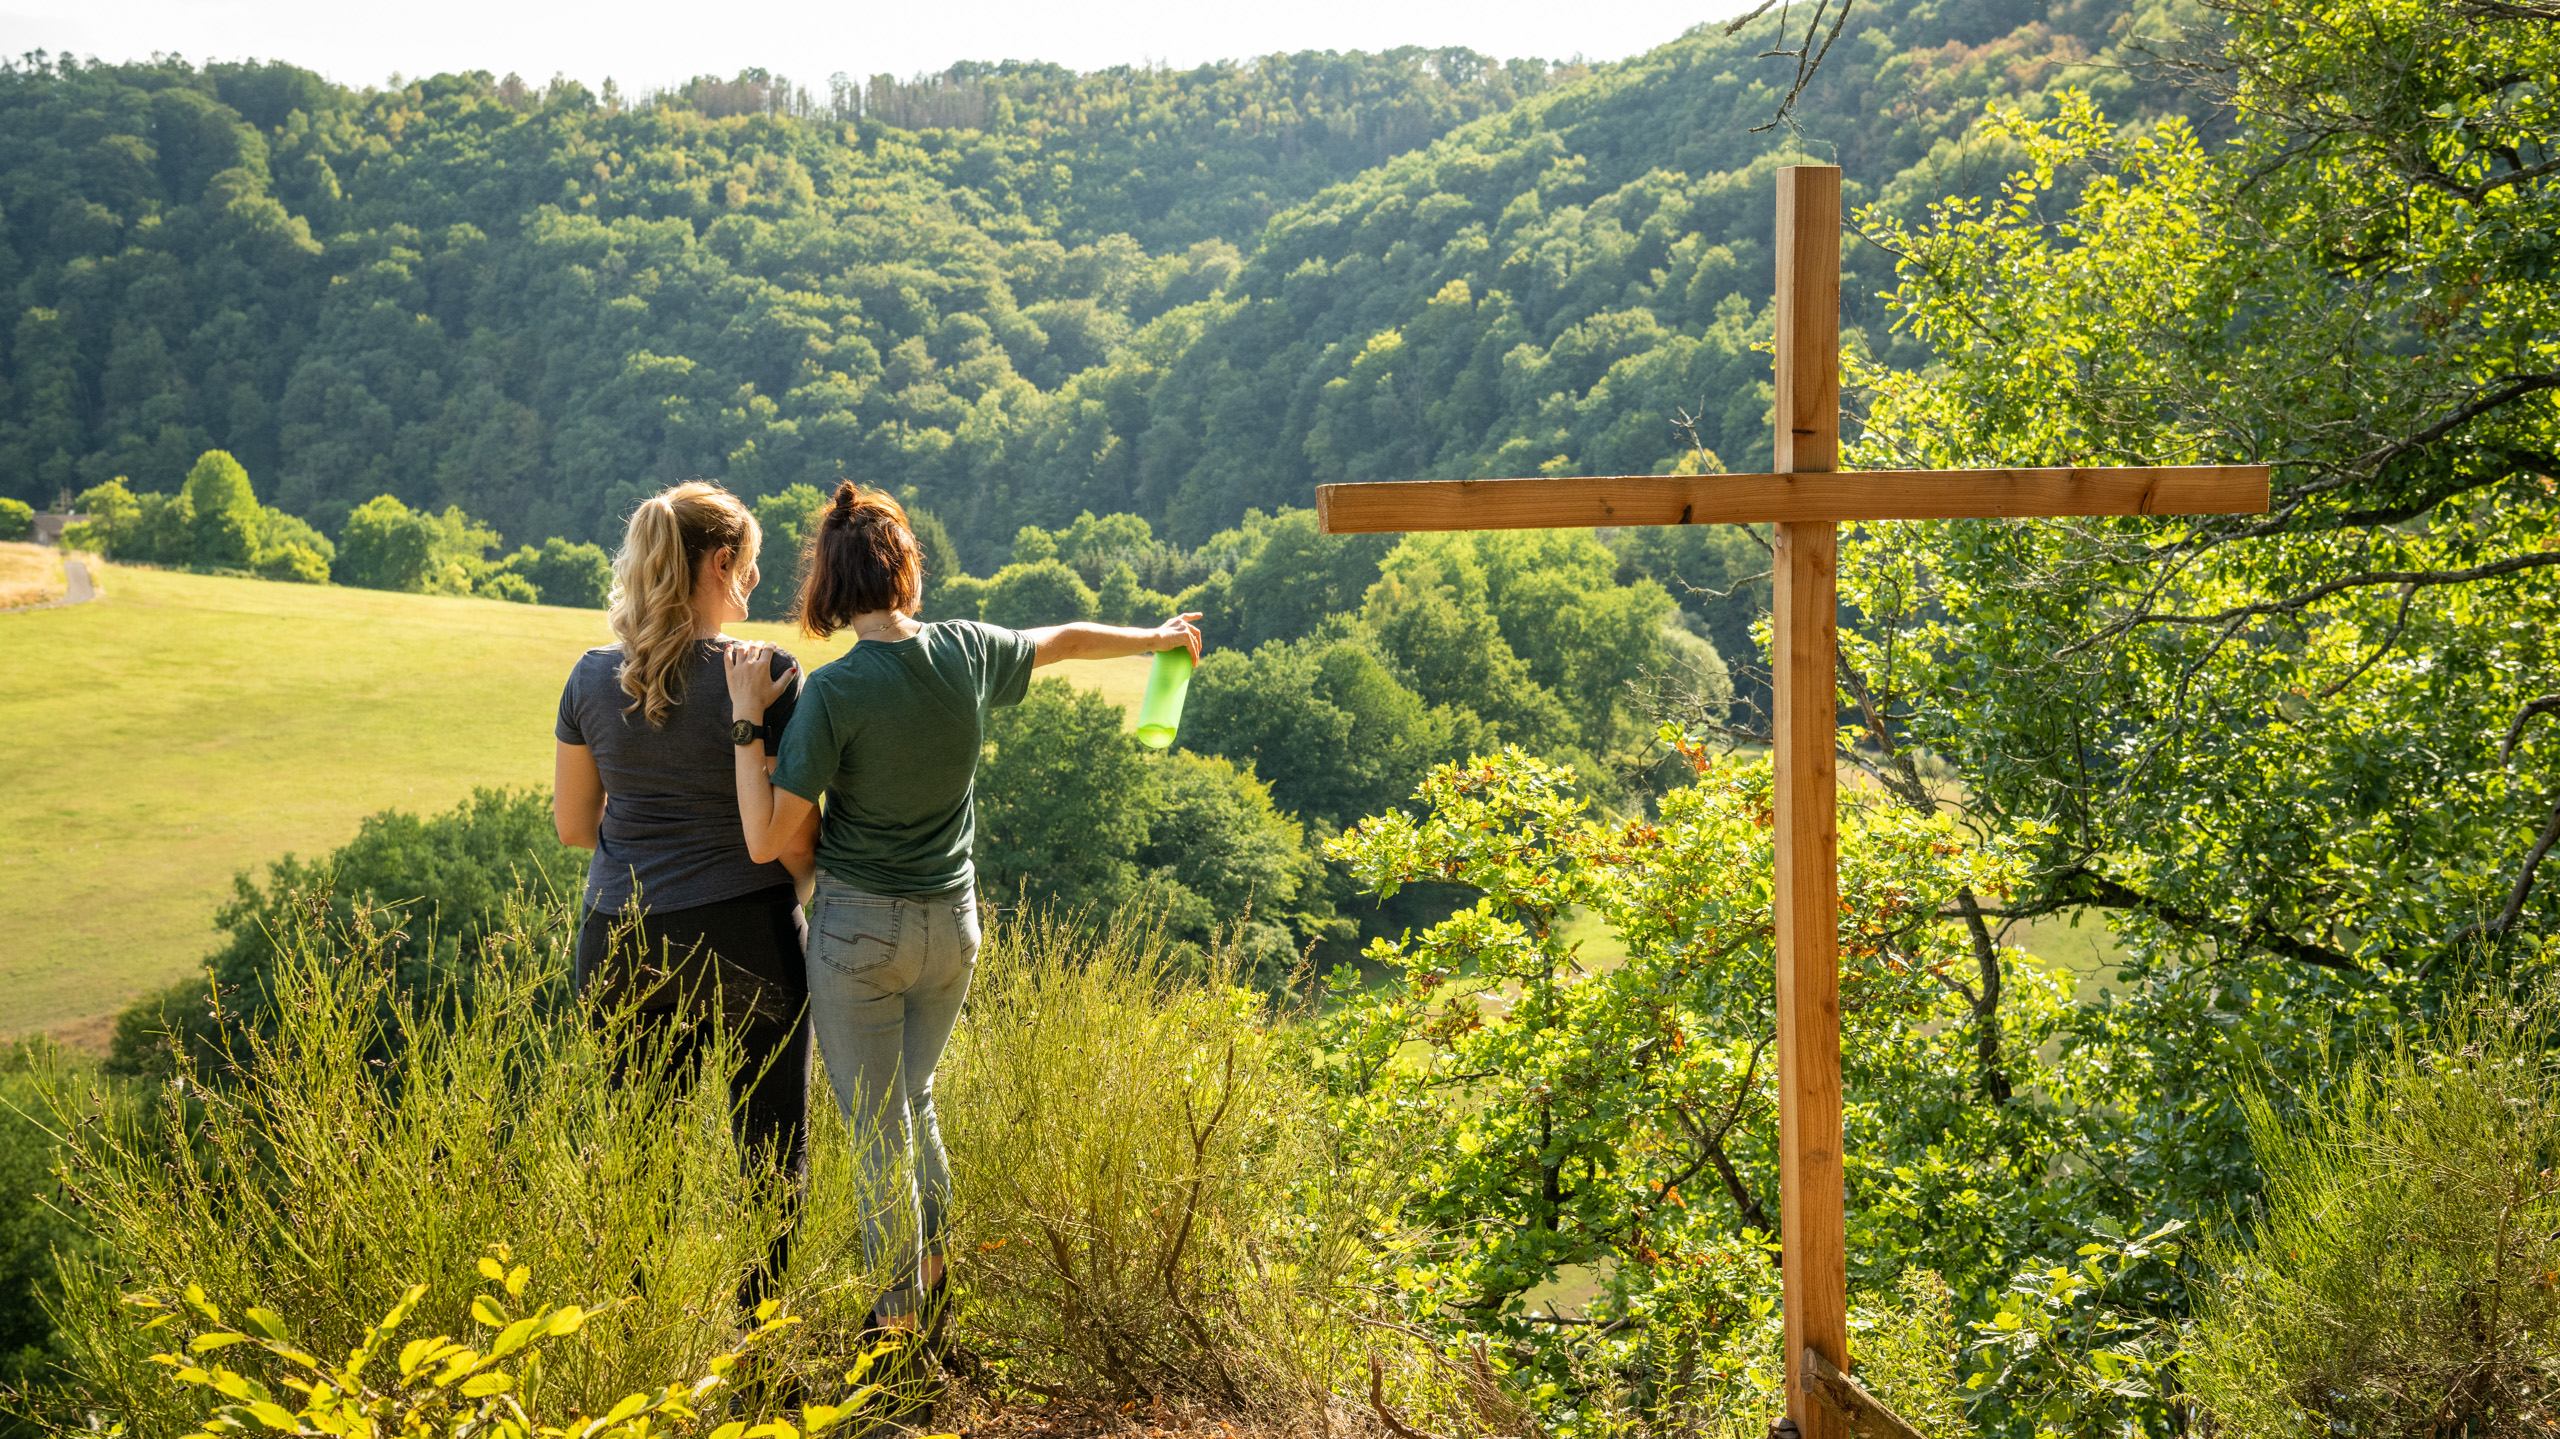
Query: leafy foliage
129 1266 916 1439
1821 0 2560 1291
1319 743 2023 1317
972 679 1338 979
109 787 580 1078
180 450 258 570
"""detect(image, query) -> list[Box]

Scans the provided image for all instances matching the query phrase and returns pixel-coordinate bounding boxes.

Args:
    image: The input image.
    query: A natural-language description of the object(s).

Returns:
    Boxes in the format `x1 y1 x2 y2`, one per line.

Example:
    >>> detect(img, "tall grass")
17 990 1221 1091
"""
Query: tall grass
938 910 1493 1433
2187 981 2560 1437
23 889 1508 1437
29 893 897 1438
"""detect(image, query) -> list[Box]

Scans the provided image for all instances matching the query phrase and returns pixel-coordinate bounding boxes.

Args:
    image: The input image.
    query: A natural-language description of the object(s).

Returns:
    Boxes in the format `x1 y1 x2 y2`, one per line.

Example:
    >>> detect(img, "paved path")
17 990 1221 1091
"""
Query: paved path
2 554 99 613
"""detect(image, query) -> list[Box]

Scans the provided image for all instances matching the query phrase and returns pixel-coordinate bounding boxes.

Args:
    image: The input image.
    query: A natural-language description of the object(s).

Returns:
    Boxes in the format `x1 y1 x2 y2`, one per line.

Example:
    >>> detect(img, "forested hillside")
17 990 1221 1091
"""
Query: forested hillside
0 0 2200 566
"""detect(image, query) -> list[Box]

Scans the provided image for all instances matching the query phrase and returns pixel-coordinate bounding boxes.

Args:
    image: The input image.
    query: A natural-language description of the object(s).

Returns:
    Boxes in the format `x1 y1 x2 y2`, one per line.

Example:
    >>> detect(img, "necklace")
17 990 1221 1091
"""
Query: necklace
854 616 911 641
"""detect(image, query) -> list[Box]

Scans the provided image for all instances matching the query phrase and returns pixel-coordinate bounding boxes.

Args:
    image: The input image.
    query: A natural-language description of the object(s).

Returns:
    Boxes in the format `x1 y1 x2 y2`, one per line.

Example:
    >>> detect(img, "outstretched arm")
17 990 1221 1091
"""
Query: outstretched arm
1022 612 1203 669
725 644 820 868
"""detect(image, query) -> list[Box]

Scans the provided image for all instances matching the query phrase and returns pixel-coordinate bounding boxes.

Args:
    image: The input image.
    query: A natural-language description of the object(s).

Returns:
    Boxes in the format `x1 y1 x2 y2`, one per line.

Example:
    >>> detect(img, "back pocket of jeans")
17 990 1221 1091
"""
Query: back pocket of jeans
815 895 901 975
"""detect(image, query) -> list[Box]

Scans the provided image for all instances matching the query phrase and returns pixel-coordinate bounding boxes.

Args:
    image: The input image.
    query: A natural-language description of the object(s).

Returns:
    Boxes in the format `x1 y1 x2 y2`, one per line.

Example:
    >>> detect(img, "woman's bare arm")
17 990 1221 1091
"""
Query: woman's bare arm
1022 612 1203 668
725 643 820 866
555 742 605 849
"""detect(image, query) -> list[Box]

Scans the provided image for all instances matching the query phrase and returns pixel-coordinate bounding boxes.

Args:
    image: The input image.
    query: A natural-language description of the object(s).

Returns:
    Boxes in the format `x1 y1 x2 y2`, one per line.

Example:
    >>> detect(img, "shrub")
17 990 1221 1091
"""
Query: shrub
130 1262 909 1439
253 539 330 584
40 901 913 1438
477 569 540 604
337 495 439 591
1319 741 2017 1323
979 559 1095 629
2187 984 2560 1438
182 451 261 570
0 498 30 542
110 788 580 1077
496 536 612 608
62 480 137 553
0 1045 89 1436
937 910 1465 1430
256 505 335 567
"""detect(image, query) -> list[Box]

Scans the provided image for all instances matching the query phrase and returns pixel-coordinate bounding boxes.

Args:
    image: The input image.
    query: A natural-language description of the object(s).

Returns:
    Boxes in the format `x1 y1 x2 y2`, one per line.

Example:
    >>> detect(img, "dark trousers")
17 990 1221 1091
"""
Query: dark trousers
576 884 813 1306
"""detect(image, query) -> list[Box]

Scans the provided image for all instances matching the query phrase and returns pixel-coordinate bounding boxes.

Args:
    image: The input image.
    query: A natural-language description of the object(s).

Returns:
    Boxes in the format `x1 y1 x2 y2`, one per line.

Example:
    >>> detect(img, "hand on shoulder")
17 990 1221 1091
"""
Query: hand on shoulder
724 639 798 716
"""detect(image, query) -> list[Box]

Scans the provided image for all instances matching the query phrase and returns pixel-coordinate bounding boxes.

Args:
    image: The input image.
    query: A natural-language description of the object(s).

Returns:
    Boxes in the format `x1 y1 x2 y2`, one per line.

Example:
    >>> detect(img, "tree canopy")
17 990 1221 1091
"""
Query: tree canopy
0 0 2207 570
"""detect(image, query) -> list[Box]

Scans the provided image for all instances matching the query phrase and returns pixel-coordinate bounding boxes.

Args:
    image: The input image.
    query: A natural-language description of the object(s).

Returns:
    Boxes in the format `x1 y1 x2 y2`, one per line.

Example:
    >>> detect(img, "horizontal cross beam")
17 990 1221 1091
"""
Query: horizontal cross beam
1314 465 2270 534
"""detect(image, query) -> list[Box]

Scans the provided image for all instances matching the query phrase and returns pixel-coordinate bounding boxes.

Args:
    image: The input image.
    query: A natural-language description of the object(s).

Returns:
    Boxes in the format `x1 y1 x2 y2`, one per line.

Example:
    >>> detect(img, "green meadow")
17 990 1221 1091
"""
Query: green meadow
0 565 1152 1044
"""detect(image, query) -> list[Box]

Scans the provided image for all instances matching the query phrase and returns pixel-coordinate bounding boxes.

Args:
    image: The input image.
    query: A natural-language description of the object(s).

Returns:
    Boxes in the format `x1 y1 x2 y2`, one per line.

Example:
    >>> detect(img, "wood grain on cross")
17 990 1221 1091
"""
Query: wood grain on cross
1315 165 2269 1436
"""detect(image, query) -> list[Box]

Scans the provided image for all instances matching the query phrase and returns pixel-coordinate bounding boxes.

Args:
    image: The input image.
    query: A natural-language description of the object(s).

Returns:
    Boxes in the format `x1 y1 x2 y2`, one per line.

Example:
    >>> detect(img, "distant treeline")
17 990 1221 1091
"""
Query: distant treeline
66 449 611 606
0 0 2203 572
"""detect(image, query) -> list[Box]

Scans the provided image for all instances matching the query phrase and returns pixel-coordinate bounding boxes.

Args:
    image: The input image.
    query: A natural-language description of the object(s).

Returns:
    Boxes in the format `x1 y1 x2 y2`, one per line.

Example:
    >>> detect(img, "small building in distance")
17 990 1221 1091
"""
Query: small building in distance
32 489 86 546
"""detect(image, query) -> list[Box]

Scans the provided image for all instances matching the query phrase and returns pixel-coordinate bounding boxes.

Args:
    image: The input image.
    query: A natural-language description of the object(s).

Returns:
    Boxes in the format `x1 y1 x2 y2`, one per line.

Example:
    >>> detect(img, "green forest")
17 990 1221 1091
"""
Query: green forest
7 0 2560 1434
0 0 2198 563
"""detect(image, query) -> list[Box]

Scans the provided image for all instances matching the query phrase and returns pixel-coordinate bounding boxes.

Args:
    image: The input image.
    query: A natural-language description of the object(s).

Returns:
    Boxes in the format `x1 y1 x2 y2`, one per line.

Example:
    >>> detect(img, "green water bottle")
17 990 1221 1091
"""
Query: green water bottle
1134 647 1195 750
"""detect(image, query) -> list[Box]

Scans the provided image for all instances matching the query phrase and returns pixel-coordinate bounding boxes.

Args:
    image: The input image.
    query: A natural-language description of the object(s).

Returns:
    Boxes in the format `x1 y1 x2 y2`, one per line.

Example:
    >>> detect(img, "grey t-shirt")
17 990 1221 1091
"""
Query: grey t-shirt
555 639 800 916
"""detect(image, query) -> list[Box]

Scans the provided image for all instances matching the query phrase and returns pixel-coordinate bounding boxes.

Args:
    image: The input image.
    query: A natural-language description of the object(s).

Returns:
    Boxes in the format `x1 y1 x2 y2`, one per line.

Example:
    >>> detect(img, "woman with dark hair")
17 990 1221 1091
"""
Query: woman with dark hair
553 480 816 1306
723 481 1200 1336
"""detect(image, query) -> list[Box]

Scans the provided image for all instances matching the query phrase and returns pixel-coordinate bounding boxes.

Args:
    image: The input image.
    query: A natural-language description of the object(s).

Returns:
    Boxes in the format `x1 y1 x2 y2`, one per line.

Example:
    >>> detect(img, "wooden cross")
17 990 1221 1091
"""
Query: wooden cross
1315 165 2268 1436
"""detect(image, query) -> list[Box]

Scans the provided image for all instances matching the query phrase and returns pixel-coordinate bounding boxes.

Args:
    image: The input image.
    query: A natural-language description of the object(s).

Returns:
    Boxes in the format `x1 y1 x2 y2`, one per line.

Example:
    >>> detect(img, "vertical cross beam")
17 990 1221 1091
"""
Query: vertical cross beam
1771 164 1847 1437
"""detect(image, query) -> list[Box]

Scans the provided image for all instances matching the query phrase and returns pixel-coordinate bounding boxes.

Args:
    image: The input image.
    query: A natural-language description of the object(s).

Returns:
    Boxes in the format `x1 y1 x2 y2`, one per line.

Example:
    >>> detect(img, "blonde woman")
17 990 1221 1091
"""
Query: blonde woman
551 480 817 1305
722 482 1201 1340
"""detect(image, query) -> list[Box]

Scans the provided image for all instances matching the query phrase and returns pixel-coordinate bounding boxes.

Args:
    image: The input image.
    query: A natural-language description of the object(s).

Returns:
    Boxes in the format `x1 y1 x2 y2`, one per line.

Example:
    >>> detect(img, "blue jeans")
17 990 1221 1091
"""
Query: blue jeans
806 871 979 1318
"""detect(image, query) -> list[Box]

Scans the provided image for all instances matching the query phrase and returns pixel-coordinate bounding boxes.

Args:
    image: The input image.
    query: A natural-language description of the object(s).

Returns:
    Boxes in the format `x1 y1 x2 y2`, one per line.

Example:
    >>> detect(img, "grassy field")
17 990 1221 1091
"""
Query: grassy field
0 565 1153 1047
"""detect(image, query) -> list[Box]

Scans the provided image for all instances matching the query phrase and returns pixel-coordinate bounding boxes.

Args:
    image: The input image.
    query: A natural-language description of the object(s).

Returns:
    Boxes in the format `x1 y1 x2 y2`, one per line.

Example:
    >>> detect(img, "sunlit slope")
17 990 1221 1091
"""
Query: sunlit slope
0 568 1151 1043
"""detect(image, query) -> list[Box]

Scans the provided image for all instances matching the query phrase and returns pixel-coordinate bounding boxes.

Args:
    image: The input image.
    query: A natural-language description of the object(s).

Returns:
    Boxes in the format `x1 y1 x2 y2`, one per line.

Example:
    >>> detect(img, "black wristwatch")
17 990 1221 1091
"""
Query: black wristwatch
730 719 769 748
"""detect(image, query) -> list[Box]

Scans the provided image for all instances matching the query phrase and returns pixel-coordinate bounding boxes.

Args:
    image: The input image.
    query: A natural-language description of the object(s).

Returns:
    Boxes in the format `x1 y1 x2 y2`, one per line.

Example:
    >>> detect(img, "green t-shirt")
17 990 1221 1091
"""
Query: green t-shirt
770 619 1039 895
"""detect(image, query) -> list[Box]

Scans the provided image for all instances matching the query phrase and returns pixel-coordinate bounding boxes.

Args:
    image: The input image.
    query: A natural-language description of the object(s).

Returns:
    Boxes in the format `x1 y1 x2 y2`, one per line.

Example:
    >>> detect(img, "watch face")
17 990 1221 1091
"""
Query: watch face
730 719 756 745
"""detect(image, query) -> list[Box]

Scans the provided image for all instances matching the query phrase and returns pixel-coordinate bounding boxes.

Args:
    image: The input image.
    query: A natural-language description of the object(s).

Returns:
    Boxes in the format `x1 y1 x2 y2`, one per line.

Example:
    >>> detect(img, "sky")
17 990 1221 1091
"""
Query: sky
0 0 1755 93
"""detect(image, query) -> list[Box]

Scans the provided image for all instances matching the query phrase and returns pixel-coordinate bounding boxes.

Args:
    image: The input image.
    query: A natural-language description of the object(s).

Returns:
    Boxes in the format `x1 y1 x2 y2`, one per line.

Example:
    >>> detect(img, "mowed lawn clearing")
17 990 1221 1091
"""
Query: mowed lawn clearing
0 565 1154 1046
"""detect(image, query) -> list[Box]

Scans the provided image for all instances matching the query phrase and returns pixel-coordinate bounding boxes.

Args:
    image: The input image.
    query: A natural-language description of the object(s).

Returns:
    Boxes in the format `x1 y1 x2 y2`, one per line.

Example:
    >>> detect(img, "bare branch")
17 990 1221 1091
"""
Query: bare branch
1736 0 1856 135
2451 794 2560 945
2503 696 2560 766
2408 156 2560 205
2120 551 2560 631
2341 374 2560 479
2314 582 2417 698
1722 0 1783 35
1996 868 2368 974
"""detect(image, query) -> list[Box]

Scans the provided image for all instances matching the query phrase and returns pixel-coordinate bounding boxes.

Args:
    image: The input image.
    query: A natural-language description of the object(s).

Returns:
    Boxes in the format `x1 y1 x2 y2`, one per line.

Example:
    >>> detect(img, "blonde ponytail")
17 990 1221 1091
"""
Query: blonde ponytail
608 481 761 726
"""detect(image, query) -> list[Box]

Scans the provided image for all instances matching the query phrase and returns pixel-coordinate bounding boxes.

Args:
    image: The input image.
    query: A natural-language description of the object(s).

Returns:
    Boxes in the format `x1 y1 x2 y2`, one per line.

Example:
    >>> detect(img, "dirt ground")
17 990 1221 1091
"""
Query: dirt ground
928 1379 1385 1438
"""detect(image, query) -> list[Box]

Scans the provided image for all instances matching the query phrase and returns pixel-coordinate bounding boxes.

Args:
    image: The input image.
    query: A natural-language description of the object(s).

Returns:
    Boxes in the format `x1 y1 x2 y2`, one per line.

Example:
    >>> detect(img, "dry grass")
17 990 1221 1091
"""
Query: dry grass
0 540 62 608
